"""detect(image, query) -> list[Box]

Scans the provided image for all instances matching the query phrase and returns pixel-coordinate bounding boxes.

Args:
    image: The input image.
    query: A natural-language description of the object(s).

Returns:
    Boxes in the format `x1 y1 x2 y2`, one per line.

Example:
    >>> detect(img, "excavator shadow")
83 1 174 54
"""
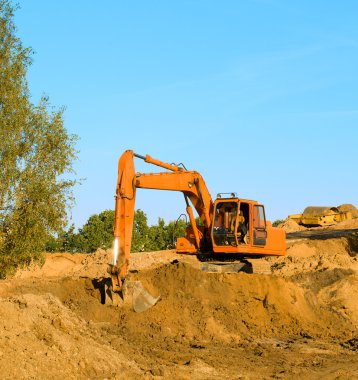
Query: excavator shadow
286 228 358 242
91 278 116 305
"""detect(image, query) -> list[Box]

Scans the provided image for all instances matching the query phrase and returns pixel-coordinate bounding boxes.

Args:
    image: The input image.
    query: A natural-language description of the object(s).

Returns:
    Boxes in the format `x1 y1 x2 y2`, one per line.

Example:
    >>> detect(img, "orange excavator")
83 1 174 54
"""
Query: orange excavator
107 150 286 310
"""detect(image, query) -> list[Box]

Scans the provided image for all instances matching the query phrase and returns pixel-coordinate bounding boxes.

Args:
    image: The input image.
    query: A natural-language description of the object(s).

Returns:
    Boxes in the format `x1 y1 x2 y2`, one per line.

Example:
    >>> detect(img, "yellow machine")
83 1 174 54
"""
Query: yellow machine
288 206 353 227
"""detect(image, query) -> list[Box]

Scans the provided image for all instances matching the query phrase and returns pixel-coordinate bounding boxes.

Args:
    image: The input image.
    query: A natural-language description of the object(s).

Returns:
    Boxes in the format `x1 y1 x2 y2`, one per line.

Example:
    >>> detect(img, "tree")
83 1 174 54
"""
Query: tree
147 217 167 251
131 209 150 252
48 209 189 254
48 209 151 253
165 218 187 249
78 210 114 252
0 1 78 277
272 219 285 227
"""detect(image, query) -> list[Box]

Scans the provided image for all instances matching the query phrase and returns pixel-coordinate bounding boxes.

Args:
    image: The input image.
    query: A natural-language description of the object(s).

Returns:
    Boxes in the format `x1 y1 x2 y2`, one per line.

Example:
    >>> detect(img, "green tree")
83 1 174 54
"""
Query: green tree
0 1 78 277
47 209 189 254
78 210 114 252
63 224 86 252
147 217 167 251
166 218 187 249
49 209 151 253
46 224 85 253
131 209 150 252
272 219 285 227
195 216 203 226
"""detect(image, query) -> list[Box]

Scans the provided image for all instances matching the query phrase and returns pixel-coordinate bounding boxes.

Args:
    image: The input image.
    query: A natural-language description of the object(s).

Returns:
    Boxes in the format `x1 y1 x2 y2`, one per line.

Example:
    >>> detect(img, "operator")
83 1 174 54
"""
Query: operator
214 210 226 233
238 210 248 243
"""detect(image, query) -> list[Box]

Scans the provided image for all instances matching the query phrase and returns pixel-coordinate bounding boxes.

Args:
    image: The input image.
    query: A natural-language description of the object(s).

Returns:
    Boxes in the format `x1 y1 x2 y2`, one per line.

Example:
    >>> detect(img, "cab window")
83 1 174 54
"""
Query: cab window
213 202 238 246
253 205 266 229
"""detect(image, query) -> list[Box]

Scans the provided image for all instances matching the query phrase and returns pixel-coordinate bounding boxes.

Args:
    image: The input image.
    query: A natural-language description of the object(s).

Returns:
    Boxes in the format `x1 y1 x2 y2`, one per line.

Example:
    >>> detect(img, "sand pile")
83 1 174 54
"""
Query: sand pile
318 273 358 326
121 261 355 343
277 218 306 233
331 217 358 230
272 237 358 277
270 236 358 331
14 249 196 280
338 204 358 218
0 292 140 379
1 229 358 379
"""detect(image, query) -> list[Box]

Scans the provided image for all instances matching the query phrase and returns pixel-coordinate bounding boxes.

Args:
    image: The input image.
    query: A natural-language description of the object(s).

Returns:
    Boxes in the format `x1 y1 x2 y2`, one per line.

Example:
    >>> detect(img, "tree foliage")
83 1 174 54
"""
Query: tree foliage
131 209 150 252
272 219 285 227
0 1 78 277
50 209 188 254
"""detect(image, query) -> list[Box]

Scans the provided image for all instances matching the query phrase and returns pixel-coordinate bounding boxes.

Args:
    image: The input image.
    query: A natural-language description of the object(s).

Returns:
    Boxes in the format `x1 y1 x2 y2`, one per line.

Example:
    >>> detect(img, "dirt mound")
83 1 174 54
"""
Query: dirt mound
338 203 358 218
0 291 140 379
14 249 195 280
14 252 88 279
122 261 354 342
277 218 306 232
2 235 358 379
318 272 358 327
331 217 358 230
11 260 351 342
270 235 358 333
271 237 358 277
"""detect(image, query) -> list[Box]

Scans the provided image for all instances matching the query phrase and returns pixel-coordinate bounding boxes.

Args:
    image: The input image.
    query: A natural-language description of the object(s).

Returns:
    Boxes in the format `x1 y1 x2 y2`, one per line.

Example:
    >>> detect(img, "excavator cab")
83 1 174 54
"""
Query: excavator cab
212 197 257 248
177 195 284 258
210 196 278 257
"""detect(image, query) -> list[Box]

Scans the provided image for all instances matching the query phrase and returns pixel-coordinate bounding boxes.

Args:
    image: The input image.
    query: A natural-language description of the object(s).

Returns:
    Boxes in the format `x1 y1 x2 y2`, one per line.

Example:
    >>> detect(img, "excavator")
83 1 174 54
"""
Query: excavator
106 150 286 311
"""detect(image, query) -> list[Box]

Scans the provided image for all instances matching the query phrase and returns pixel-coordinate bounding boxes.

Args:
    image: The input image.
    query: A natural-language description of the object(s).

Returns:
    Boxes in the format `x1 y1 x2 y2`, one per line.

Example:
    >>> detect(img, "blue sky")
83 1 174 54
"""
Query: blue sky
15 1 358 228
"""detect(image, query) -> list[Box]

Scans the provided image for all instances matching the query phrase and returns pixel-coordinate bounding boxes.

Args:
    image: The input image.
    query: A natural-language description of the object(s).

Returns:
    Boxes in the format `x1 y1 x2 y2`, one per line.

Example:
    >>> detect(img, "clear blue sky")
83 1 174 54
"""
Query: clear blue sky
15 1 358 228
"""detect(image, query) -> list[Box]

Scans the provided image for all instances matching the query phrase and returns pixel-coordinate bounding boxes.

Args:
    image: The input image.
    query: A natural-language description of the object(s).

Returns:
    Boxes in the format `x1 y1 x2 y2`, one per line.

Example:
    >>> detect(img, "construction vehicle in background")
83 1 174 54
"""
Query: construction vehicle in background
107 150 286 311
288 206 353 227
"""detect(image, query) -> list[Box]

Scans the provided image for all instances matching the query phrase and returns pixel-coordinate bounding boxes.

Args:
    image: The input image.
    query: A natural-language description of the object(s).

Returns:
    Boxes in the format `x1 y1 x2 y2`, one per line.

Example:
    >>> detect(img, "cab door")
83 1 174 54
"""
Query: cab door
253 204 267 246
212 201 238 247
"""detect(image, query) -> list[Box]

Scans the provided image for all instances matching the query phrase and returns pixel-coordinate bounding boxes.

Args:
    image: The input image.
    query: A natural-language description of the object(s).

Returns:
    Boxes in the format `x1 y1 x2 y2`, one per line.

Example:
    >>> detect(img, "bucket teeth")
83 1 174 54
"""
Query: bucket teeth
104 281 123 306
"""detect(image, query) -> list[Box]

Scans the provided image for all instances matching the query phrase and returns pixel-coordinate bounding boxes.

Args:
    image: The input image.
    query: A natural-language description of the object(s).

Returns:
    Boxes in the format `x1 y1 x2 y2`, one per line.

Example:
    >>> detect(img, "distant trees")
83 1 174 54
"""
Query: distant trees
48 209 188 253
272 219 285 227
0 1 78 277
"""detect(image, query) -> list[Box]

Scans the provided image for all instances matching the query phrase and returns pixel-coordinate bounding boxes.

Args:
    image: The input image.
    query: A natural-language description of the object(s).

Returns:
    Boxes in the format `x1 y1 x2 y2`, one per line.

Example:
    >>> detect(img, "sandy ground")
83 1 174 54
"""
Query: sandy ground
0 221 358 379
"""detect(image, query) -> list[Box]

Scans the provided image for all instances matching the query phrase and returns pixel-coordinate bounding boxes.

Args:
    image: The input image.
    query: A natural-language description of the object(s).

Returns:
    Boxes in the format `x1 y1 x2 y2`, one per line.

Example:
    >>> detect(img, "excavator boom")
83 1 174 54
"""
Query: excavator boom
110 150 214 292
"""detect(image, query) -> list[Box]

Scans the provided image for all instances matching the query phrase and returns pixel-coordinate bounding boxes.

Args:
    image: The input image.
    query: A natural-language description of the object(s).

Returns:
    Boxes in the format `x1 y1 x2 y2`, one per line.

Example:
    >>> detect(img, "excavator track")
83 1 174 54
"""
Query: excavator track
200 261 253 273
196 254 254 273
197 252 261 262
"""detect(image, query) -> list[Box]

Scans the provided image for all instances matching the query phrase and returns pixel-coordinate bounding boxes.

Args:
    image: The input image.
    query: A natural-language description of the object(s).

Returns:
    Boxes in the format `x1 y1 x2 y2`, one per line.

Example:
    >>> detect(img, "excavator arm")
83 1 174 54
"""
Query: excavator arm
108 150 214 292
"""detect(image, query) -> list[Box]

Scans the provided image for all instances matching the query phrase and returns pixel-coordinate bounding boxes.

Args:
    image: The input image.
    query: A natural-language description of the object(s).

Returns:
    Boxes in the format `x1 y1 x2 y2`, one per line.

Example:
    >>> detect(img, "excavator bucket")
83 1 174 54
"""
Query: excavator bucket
125 281 160 313
104 279 160 312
